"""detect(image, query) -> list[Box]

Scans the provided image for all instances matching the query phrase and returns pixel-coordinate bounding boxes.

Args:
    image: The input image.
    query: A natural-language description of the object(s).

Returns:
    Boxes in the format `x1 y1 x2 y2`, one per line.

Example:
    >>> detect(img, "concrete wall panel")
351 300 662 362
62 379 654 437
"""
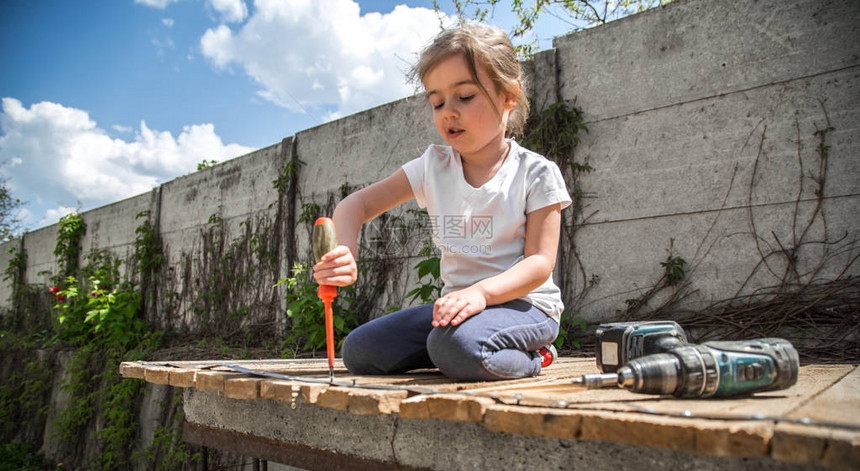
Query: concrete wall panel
78 192 156 276
577 68 860 224
157 143 287 329
569 195 859 322
296 97 439 198
555 0 860 121
21 225 57 286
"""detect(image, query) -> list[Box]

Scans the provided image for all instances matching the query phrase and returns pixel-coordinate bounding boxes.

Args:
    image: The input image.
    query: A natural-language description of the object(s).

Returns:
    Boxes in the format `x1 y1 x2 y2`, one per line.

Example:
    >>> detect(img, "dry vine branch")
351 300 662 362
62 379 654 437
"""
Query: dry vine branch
615 103 858 363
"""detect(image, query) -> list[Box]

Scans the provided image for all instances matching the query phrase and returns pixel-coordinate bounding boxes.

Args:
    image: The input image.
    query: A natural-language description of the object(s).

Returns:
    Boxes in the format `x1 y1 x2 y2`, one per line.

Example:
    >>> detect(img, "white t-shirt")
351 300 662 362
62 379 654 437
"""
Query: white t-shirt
402 140 572 323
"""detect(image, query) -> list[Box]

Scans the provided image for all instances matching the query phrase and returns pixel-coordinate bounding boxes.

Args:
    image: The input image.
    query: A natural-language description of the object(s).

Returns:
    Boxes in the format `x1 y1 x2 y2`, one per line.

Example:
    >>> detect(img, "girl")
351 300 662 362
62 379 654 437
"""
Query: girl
313 22 571 381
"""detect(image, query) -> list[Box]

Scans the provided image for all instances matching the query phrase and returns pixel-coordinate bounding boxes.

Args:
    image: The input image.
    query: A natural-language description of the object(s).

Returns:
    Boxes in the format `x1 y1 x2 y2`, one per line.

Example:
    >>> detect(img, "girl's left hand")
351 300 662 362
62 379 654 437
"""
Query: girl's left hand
432 284 488 327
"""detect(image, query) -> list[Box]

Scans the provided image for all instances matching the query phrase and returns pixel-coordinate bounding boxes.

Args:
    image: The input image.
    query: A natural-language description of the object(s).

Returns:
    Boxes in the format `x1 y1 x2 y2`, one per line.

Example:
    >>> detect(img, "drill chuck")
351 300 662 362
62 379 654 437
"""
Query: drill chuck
617 346 719 397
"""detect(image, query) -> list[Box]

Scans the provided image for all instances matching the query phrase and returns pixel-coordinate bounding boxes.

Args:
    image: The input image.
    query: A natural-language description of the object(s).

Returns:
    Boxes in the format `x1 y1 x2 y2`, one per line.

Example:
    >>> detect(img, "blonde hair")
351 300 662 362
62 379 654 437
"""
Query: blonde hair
411 21 529 136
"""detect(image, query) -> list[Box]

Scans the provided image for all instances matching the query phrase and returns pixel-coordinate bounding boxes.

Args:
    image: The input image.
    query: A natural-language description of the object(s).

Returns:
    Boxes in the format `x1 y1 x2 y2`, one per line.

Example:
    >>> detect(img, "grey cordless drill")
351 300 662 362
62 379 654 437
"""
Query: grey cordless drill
573 321 800 398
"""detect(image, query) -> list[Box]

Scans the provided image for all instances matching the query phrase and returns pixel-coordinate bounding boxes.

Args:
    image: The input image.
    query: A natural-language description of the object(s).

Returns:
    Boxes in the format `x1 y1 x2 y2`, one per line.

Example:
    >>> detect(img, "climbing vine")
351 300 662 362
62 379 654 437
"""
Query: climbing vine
53 212 86 280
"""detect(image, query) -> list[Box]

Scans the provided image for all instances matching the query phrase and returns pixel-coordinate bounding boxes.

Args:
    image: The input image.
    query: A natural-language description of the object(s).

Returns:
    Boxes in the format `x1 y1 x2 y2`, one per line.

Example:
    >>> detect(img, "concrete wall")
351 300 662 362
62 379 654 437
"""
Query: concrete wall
2 0 858 329
547 0 860 320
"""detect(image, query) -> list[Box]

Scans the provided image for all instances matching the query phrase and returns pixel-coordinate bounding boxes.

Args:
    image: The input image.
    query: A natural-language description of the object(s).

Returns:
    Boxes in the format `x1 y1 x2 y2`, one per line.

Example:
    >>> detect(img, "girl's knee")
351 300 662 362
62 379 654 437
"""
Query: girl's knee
426 327 485 380
341 328 396 375
341 330 378 374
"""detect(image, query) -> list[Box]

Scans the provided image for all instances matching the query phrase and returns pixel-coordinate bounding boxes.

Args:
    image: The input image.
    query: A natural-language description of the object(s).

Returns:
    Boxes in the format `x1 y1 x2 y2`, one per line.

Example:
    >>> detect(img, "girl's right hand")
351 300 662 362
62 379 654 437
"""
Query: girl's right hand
312 245 357 287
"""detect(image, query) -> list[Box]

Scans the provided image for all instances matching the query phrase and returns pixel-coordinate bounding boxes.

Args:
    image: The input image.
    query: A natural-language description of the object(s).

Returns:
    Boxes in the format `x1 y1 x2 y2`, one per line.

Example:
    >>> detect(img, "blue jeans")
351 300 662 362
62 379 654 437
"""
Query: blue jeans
341 300 559 381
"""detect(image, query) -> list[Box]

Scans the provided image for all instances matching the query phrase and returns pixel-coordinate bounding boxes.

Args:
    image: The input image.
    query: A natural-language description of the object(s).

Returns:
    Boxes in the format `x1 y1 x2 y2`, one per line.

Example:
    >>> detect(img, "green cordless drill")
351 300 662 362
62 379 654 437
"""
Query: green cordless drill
573 321 800 398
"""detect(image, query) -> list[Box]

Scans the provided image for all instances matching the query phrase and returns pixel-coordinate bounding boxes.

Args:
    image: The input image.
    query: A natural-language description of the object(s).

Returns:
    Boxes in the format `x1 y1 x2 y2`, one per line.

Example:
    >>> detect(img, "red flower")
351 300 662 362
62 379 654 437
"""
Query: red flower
49 286 60 294
56 295 66 302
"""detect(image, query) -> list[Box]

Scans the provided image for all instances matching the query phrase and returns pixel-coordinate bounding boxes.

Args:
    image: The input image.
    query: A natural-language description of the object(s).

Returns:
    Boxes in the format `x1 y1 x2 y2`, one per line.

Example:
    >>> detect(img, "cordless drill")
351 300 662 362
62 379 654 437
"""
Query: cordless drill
574 321 800 398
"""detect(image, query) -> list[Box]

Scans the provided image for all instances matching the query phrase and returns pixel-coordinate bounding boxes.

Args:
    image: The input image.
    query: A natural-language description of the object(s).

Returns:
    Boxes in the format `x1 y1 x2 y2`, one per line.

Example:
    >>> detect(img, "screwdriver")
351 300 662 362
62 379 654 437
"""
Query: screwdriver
312 217 338 381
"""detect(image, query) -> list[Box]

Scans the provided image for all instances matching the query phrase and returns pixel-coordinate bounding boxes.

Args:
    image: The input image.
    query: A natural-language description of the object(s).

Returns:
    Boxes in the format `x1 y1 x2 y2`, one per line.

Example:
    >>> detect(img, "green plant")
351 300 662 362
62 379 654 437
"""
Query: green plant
554 313 587 350
49 260 159 467
197 159 218 170
51 259 145 349
406 244 443 305
519 101 588 159
133 389 198 470
0 357 52 443
3 245 29 319
0 441 56 471
3 245 26 285
272 157 305 194
661 255 687 286
621 240 688 318
133 211 164 276
277 263 360 351
207 207 224 226
54 212 86 279
53 348 98 445
93 343 153 471
297 202 321 225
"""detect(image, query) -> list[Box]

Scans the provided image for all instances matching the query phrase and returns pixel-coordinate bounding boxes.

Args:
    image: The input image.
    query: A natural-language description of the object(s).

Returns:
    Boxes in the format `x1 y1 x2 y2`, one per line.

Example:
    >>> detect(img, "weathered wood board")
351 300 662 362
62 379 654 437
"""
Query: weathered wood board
120 358 859 470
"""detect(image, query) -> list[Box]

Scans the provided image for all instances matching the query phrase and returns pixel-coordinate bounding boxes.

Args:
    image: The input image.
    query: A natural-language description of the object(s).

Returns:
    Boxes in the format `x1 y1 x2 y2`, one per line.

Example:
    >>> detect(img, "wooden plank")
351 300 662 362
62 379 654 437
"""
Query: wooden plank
818 430 860 471
399 394 496 422
300 383 328 404
692 420 773 457
260 380 302 403
577 409 776 458
771 423 860 470
625 364 857 421
143 366 173 385
348 389 408 415
483 405 582 439
119 361 146 379
579 410 700 452
223 377 262 400
196 371 246 393
771 368 860 470
317 387 351 411
786 366 859 425
315 386 409 415
477 384 647 410
168 368 197 388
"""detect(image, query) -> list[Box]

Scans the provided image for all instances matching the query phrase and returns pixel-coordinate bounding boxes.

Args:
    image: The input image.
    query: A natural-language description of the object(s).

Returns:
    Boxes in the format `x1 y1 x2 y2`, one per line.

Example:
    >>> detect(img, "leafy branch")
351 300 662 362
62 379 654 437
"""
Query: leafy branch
437 0 675 57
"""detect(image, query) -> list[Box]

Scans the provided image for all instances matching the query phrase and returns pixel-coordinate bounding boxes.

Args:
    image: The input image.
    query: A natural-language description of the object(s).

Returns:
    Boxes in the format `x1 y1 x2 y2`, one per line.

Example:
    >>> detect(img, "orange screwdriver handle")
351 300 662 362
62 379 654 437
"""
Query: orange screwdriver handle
313 218 338 372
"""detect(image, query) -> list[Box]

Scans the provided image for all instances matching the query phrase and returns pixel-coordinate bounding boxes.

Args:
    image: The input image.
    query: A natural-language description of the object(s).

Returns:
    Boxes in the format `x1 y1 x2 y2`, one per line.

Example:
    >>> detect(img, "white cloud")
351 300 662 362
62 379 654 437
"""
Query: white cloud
208 0 248 23
200 0 451 121
135 0 180 9
162 18 175 28
0 97 253 228
43 205 77 226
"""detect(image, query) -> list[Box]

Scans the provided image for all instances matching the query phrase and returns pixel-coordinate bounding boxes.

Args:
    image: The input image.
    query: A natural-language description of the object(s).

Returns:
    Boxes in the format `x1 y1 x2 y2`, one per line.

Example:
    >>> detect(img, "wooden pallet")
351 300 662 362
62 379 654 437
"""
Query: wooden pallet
120 358 860 469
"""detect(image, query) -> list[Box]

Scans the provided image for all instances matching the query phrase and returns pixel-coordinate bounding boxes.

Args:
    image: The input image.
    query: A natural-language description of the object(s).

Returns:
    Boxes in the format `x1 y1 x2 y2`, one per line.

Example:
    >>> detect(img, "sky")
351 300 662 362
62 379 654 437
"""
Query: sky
0 0 577 232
